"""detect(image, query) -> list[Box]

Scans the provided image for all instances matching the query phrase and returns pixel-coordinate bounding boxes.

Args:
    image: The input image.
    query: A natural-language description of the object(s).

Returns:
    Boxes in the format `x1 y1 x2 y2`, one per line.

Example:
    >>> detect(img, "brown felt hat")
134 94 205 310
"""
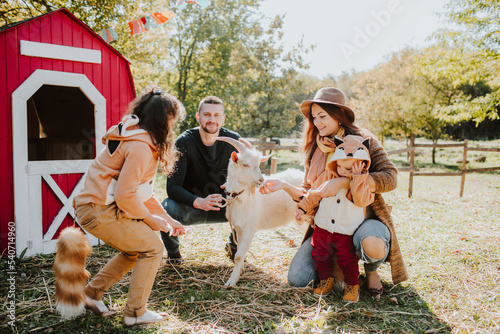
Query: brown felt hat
300 87 355 123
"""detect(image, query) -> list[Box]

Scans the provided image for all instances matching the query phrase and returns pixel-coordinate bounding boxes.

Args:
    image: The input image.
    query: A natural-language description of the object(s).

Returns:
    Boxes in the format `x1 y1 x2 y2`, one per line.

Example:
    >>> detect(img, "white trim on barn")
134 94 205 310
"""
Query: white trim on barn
12 69 106 256
20 40 102 64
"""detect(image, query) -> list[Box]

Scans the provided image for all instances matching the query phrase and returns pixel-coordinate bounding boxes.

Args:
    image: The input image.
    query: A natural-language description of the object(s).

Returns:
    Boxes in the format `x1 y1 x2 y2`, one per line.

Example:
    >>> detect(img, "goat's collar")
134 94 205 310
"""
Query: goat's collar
225 189 244 198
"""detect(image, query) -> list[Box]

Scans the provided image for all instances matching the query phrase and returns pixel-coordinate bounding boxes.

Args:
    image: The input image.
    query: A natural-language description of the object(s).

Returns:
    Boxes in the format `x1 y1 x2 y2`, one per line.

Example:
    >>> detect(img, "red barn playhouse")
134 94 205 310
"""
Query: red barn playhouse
0 8 136 256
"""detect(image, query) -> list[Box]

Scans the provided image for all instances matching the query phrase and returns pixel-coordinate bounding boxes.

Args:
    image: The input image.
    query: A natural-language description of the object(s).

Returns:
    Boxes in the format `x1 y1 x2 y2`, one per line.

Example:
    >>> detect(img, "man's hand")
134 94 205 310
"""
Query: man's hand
193 194 224 211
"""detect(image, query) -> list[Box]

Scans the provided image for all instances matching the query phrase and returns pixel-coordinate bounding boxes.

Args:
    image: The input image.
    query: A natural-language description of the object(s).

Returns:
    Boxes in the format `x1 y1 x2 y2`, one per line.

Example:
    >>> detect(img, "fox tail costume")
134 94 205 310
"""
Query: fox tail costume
53 226 92 319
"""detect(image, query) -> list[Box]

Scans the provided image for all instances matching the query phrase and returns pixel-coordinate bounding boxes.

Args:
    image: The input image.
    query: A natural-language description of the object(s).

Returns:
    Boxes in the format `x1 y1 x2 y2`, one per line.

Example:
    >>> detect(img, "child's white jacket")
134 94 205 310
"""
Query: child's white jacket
314 174 374 236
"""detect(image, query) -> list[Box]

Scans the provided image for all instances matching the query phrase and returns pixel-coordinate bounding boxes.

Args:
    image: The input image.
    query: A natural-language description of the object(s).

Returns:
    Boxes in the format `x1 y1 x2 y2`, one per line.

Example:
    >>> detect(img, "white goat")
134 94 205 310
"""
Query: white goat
215 137 307 286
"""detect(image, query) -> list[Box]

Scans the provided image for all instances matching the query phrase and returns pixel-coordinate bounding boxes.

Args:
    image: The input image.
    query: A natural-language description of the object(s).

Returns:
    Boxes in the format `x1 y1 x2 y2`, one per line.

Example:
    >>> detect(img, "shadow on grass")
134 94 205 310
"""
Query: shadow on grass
1 247 453 334
319 283 452 333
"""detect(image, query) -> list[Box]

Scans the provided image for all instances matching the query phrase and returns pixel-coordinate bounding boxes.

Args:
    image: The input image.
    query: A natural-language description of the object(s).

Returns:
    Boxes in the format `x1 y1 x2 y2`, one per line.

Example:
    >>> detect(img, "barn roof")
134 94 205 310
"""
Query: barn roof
0 8 131 65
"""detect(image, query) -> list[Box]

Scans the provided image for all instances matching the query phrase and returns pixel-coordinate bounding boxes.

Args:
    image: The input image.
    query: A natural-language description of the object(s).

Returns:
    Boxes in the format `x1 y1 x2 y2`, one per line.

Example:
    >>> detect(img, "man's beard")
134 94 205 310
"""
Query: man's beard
201 123 220 134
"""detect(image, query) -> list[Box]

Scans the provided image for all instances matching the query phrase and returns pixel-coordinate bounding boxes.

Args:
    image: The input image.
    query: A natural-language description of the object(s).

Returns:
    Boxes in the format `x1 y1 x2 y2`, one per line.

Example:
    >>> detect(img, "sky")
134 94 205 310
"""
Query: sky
259 0 450 78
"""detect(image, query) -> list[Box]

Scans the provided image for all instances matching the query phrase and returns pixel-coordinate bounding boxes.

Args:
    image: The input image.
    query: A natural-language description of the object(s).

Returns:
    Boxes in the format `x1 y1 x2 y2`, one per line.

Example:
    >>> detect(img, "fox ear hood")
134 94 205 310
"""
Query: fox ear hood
102 115 158 153
326 135 371 172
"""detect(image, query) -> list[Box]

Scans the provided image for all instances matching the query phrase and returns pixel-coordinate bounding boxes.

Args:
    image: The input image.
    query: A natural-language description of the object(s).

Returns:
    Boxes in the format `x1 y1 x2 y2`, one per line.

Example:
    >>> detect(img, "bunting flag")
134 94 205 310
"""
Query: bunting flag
98 3 207 43
153 9 176 23
173 0 188 9
143 16 159 30
174 0 211 9
100 27 118 43
129 19 147 36
187 0 211 9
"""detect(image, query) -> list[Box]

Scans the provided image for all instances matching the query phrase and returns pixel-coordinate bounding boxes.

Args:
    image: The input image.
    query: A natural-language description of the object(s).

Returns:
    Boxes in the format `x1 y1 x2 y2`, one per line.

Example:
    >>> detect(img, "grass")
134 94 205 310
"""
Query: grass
1 138 499 333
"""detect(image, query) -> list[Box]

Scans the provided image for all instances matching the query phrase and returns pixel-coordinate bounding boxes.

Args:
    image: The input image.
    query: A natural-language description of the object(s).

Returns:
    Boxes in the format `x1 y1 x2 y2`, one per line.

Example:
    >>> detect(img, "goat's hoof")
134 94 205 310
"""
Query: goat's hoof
225 280 237 287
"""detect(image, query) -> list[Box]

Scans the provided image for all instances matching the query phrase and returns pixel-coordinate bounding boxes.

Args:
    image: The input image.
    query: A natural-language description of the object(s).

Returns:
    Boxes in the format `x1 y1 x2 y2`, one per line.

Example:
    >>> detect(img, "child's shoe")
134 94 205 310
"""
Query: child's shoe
123 309 168 327
343 284 359 303
313 277 335 297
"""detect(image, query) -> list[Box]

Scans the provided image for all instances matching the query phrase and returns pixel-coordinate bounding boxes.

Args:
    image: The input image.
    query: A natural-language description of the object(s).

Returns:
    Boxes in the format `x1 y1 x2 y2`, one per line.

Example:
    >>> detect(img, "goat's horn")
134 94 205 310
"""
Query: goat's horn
215 136 247 153
238 138 253 150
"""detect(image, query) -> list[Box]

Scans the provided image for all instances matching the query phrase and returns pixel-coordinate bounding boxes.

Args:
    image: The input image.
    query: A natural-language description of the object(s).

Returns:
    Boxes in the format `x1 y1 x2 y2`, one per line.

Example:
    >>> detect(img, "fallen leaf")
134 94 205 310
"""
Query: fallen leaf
451 294 458 299
389 297 398 304
286 240 294 246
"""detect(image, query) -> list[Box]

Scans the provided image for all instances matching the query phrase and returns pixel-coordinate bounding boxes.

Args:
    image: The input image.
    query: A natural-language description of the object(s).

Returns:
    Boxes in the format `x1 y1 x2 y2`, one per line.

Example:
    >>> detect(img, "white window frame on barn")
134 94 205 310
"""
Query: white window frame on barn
12 68 106 256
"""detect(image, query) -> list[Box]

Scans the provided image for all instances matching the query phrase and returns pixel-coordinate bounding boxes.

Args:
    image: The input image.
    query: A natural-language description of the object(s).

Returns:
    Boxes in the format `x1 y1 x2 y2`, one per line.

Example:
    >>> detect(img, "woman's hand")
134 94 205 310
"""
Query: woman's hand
315 177 350 197
260 179 285 194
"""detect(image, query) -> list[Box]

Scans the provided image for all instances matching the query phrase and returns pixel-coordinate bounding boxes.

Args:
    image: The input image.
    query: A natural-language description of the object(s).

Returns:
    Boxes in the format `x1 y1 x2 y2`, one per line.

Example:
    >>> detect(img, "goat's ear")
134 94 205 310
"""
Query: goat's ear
260 154 272 163
231 151 239 163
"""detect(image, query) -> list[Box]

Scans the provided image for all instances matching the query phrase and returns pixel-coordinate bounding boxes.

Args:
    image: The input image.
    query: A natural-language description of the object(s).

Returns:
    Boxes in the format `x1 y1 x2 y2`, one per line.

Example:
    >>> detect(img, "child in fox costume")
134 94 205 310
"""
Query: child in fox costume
54 87 186 326
307 135 374 302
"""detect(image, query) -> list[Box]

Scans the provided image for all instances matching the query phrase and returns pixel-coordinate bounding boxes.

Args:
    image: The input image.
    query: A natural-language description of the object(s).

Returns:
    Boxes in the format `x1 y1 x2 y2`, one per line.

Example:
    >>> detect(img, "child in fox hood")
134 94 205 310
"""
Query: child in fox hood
55 87 186 326
309 135 374 302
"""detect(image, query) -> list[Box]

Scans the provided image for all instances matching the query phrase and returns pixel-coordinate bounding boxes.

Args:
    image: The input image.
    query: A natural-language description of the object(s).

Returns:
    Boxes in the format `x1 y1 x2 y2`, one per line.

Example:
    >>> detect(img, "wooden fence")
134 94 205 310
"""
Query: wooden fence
250 140 298 175
249 135 500 198
387 133 500 197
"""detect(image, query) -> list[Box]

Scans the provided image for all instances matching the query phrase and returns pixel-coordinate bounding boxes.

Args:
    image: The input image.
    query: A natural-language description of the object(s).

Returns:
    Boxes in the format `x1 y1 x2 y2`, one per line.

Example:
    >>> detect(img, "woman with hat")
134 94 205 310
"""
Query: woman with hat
260 87 408 299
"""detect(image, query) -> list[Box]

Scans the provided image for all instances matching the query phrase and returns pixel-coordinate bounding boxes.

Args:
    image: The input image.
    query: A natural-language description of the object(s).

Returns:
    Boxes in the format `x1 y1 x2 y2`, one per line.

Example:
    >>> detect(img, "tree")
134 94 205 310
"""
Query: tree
231 15 310 138
163 3 311 135
158 0 261 129
2 0 311 137
429 0 500 125
350 49 425 143
350 48 462 163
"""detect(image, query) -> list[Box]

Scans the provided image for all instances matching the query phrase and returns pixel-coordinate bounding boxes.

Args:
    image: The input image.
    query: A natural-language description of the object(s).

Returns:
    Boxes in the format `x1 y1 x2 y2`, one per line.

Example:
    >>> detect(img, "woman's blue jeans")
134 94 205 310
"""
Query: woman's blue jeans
287 219 390 287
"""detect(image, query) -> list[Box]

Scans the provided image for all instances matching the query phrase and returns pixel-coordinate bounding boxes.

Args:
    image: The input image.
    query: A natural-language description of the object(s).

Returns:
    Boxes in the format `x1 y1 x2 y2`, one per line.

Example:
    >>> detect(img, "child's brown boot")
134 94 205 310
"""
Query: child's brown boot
313 277 335 297
343 284 359 303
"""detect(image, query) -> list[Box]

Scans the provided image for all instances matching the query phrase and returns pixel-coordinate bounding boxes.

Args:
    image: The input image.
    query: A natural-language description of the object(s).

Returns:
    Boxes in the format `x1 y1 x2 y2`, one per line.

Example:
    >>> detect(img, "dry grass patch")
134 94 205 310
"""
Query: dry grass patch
1 168 499 333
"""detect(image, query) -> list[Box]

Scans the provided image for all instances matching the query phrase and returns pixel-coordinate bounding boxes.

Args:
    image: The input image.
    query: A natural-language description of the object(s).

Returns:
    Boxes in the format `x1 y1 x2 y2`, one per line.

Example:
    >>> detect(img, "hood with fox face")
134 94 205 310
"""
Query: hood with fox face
326 135 371 173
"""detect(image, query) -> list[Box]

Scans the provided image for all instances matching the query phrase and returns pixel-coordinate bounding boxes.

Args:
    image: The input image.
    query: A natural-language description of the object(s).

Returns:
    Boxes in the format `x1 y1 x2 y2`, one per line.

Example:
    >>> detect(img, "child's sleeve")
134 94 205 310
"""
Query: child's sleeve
144 194 167 216
297 191 321 215
350 174 375 207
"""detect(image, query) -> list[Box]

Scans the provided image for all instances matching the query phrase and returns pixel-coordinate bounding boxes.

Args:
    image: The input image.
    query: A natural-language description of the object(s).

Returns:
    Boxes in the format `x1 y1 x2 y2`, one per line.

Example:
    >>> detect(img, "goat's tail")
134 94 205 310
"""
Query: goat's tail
53 226 92 319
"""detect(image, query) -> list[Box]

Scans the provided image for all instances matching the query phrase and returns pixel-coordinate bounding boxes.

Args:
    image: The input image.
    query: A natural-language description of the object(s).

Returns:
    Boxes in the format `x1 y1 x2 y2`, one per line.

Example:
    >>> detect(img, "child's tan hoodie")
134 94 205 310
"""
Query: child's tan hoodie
74 115 166 221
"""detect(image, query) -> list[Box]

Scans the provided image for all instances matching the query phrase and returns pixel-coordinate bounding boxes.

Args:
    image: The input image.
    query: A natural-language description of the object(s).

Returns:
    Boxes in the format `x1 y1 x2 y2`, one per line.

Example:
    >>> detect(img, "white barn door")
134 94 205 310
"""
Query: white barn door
12 69 106 256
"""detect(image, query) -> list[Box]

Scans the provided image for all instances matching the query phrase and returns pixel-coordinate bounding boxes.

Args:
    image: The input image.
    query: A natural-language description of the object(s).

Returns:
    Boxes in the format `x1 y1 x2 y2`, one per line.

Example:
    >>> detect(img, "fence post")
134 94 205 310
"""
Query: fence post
270 157 278 174
409 133 415 198
460 139 468 197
